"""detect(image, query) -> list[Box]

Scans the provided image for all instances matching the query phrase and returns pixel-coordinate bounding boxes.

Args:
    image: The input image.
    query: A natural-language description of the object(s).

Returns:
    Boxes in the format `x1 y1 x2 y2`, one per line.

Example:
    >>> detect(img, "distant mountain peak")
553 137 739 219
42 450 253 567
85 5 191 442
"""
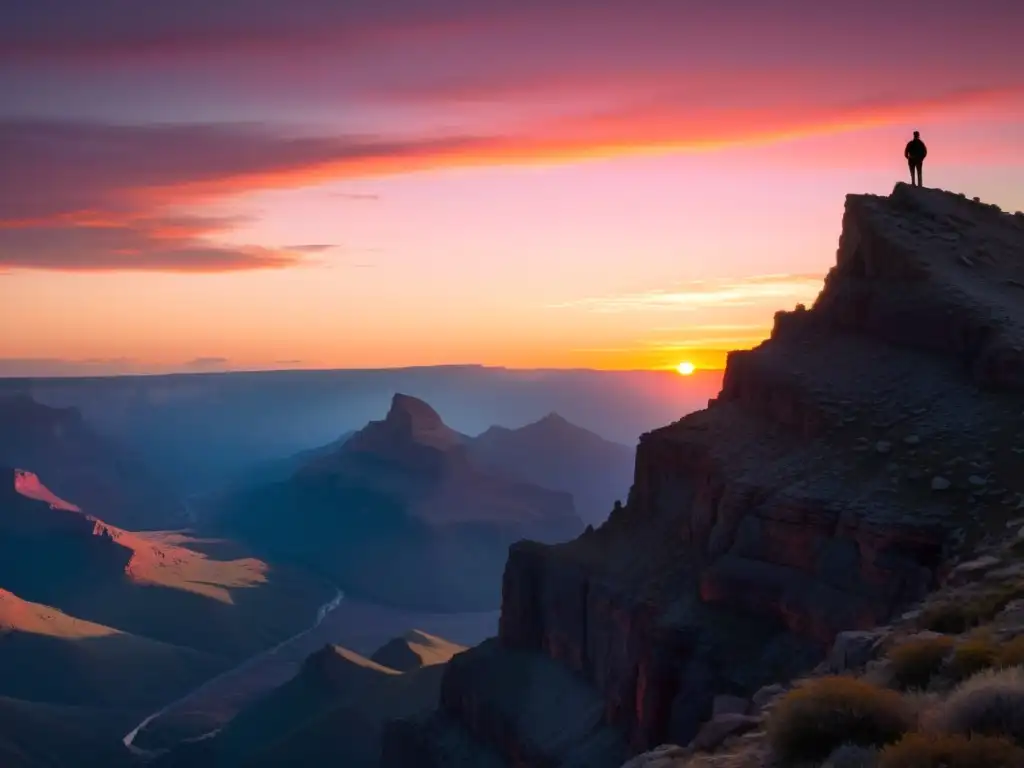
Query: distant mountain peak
537 412 570 427
369 629 466 672
357 392 462 450
387 393 446 430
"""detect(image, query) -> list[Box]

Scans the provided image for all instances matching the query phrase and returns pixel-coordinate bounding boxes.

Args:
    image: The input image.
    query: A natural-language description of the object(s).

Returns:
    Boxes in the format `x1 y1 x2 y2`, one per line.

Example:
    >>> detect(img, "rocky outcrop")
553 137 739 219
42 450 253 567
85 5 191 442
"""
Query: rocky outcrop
382 185 1024 766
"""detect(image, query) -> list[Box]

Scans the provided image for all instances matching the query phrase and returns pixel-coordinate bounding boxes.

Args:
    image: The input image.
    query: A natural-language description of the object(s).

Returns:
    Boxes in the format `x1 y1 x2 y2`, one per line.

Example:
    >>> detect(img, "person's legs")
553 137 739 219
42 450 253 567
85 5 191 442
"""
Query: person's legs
917 162 923 187
909 161 916 185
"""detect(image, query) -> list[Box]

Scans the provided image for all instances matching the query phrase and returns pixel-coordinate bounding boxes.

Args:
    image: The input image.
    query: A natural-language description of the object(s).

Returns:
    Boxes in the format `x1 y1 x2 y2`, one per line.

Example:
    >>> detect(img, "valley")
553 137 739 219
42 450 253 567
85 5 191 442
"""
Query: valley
0 375 642 766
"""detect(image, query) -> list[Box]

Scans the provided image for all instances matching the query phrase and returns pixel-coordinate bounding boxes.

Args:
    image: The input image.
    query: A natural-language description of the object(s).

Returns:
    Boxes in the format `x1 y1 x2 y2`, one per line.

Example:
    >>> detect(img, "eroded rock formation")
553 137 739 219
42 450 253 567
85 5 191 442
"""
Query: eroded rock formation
382 185 1024 766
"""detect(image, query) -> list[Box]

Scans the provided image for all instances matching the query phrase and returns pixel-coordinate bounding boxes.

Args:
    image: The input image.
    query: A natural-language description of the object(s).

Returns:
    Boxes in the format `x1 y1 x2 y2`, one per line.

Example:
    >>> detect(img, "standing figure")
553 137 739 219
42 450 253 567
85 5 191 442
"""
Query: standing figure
905 131 927 187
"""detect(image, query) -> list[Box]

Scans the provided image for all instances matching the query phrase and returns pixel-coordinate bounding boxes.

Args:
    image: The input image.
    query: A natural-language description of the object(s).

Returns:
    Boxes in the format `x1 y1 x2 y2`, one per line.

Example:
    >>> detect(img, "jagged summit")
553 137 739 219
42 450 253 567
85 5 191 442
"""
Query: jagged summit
386 393 446 432
345 393 464 454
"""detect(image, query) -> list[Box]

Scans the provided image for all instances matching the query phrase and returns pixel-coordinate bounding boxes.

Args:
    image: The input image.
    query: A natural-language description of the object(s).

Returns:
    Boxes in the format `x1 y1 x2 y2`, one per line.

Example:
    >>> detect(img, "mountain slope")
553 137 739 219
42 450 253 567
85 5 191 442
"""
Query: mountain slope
468 413 635 525
225 431 357 489
217 394 583 611
0 587 221 708
0 696 138 768
371 629 465 672
0 465 333 721
156 634 465 768
0 394 183 529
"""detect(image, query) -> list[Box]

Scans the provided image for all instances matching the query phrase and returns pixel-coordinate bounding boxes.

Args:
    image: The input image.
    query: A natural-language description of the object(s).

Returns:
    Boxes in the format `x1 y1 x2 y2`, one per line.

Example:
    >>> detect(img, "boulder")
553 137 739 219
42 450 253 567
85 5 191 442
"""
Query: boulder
688 714 761 752
828 631 884 673
711 694 749 718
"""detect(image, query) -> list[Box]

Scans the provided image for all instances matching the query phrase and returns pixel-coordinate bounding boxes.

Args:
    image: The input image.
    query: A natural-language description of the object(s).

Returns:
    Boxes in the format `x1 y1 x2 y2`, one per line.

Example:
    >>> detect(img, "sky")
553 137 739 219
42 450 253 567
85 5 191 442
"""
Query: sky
1 0 1023 376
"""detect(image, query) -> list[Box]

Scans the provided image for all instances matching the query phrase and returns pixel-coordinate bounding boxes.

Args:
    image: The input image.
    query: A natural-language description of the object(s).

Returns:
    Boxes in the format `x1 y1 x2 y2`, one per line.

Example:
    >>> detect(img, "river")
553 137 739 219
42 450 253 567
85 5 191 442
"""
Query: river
122 588 345 753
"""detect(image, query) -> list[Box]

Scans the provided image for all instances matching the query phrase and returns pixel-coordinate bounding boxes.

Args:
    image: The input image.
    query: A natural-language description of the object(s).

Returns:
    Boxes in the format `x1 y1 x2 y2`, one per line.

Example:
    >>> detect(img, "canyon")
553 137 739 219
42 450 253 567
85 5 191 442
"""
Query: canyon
381 184 1024 767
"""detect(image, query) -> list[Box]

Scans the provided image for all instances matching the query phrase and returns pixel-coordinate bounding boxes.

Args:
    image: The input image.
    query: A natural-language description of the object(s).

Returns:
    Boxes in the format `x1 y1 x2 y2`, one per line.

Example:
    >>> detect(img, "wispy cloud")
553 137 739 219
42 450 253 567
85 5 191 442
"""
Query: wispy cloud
0 214 308 272
0 121 475 272
329 192 381 201
553 274 824 314
285 244 339 253
5 79 1020 275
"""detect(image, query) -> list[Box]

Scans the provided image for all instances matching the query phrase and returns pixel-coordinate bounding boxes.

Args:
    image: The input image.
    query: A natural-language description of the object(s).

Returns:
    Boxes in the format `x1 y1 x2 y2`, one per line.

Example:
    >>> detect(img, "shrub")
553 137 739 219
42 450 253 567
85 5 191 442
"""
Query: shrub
767 676 913 763
930 666 1024 746
918 586 1024 634
824 743 880 767
947 636 998 683
878 732 1024 768
996 635 1024 669
888 636 954 690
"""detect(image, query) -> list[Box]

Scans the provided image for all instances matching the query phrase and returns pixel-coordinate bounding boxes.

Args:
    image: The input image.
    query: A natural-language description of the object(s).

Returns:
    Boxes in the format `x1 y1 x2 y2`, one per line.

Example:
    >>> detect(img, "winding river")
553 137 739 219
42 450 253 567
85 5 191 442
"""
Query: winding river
122 588 345 753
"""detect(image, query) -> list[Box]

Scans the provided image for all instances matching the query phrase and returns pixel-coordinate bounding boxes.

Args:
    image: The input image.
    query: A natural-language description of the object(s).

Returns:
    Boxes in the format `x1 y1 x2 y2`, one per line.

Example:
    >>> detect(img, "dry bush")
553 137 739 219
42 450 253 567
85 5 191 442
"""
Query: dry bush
946 635 998 683
996 635 1024 668
878 732 1024 768
918 586 1024 635
887 636 954 690
767 676 913 763
930 666 1024 746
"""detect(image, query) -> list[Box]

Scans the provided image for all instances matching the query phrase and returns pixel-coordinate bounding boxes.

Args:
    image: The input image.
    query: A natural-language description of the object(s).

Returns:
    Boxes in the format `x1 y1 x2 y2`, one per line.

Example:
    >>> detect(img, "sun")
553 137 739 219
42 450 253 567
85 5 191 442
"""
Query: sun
676 361 696 376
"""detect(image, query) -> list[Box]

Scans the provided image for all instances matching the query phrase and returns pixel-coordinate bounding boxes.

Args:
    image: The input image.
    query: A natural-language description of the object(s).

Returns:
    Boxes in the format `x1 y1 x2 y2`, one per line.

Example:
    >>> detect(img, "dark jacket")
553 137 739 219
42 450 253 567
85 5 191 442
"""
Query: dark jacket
905 138 927 162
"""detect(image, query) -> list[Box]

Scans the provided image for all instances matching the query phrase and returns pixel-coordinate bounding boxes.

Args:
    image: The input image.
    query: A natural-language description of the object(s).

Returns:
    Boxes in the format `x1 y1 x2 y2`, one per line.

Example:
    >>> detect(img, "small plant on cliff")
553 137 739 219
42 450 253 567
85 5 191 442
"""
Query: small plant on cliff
887 636 954 690
930 666 1024 746
767 676 913 763
946 633 999 683
996 635 1024 669
918 586 1024 634
878 733 1024 768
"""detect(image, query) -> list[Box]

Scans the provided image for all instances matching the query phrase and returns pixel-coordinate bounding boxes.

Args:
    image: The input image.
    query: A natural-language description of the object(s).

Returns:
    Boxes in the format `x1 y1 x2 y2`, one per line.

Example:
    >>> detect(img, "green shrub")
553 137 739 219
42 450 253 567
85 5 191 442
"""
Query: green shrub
767 676 913 763
931 666 1024 746
878 732 1024 767
947 635 998 683
888 636 954 690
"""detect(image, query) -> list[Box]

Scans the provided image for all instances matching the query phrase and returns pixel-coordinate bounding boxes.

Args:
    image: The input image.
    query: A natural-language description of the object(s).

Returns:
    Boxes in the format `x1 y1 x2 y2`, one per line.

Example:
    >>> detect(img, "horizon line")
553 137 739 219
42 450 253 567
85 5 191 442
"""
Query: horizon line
0 362 728 382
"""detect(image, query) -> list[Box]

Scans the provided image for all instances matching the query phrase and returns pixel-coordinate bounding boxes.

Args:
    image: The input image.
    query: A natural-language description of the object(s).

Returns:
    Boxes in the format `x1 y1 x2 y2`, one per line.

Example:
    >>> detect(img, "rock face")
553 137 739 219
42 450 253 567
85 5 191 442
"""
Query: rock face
381 185 1024 766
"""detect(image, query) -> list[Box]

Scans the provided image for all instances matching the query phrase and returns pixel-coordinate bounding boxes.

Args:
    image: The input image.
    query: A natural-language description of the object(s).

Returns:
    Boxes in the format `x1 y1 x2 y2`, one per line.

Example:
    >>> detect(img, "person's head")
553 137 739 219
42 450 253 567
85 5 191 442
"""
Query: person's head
913 131 920 138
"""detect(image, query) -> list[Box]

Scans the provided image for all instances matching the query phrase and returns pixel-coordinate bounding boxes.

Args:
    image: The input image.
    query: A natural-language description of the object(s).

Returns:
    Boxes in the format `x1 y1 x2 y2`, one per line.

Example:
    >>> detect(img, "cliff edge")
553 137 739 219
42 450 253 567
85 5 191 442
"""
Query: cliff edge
382 184 1024 767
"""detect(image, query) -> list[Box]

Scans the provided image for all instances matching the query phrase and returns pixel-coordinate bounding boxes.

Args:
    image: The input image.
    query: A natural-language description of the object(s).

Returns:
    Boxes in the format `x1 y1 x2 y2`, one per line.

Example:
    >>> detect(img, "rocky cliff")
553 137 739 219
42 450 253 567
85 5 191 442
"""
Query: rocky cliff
381 184 1024 766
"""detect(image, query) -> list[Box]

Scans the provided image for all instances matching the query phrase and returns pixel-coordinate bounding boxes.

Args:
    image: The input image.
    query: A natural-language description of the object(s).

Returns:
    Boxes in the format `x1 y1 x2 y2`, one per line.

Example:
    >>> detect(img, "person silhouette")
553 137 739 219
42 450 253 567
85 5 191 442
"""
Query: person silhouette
904 131 927 187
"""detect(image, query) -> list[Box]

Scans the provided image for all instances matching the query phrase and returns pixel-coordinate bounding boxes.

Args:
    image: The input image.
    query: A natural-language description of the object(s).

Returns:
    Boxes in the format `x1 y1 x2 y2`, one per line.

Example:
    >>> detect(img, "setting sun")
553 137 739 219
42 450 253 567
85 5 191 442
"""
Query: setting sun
676 361 696 376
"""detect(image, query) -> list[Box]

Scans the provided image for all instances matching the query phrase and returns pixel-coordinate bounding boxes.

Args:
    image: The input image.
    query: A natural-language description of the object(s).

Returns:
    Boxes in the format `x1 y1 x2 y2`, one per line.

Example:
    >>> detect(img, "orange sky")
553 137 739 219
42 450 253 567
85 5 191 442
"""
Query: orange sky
1 1 1023 376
